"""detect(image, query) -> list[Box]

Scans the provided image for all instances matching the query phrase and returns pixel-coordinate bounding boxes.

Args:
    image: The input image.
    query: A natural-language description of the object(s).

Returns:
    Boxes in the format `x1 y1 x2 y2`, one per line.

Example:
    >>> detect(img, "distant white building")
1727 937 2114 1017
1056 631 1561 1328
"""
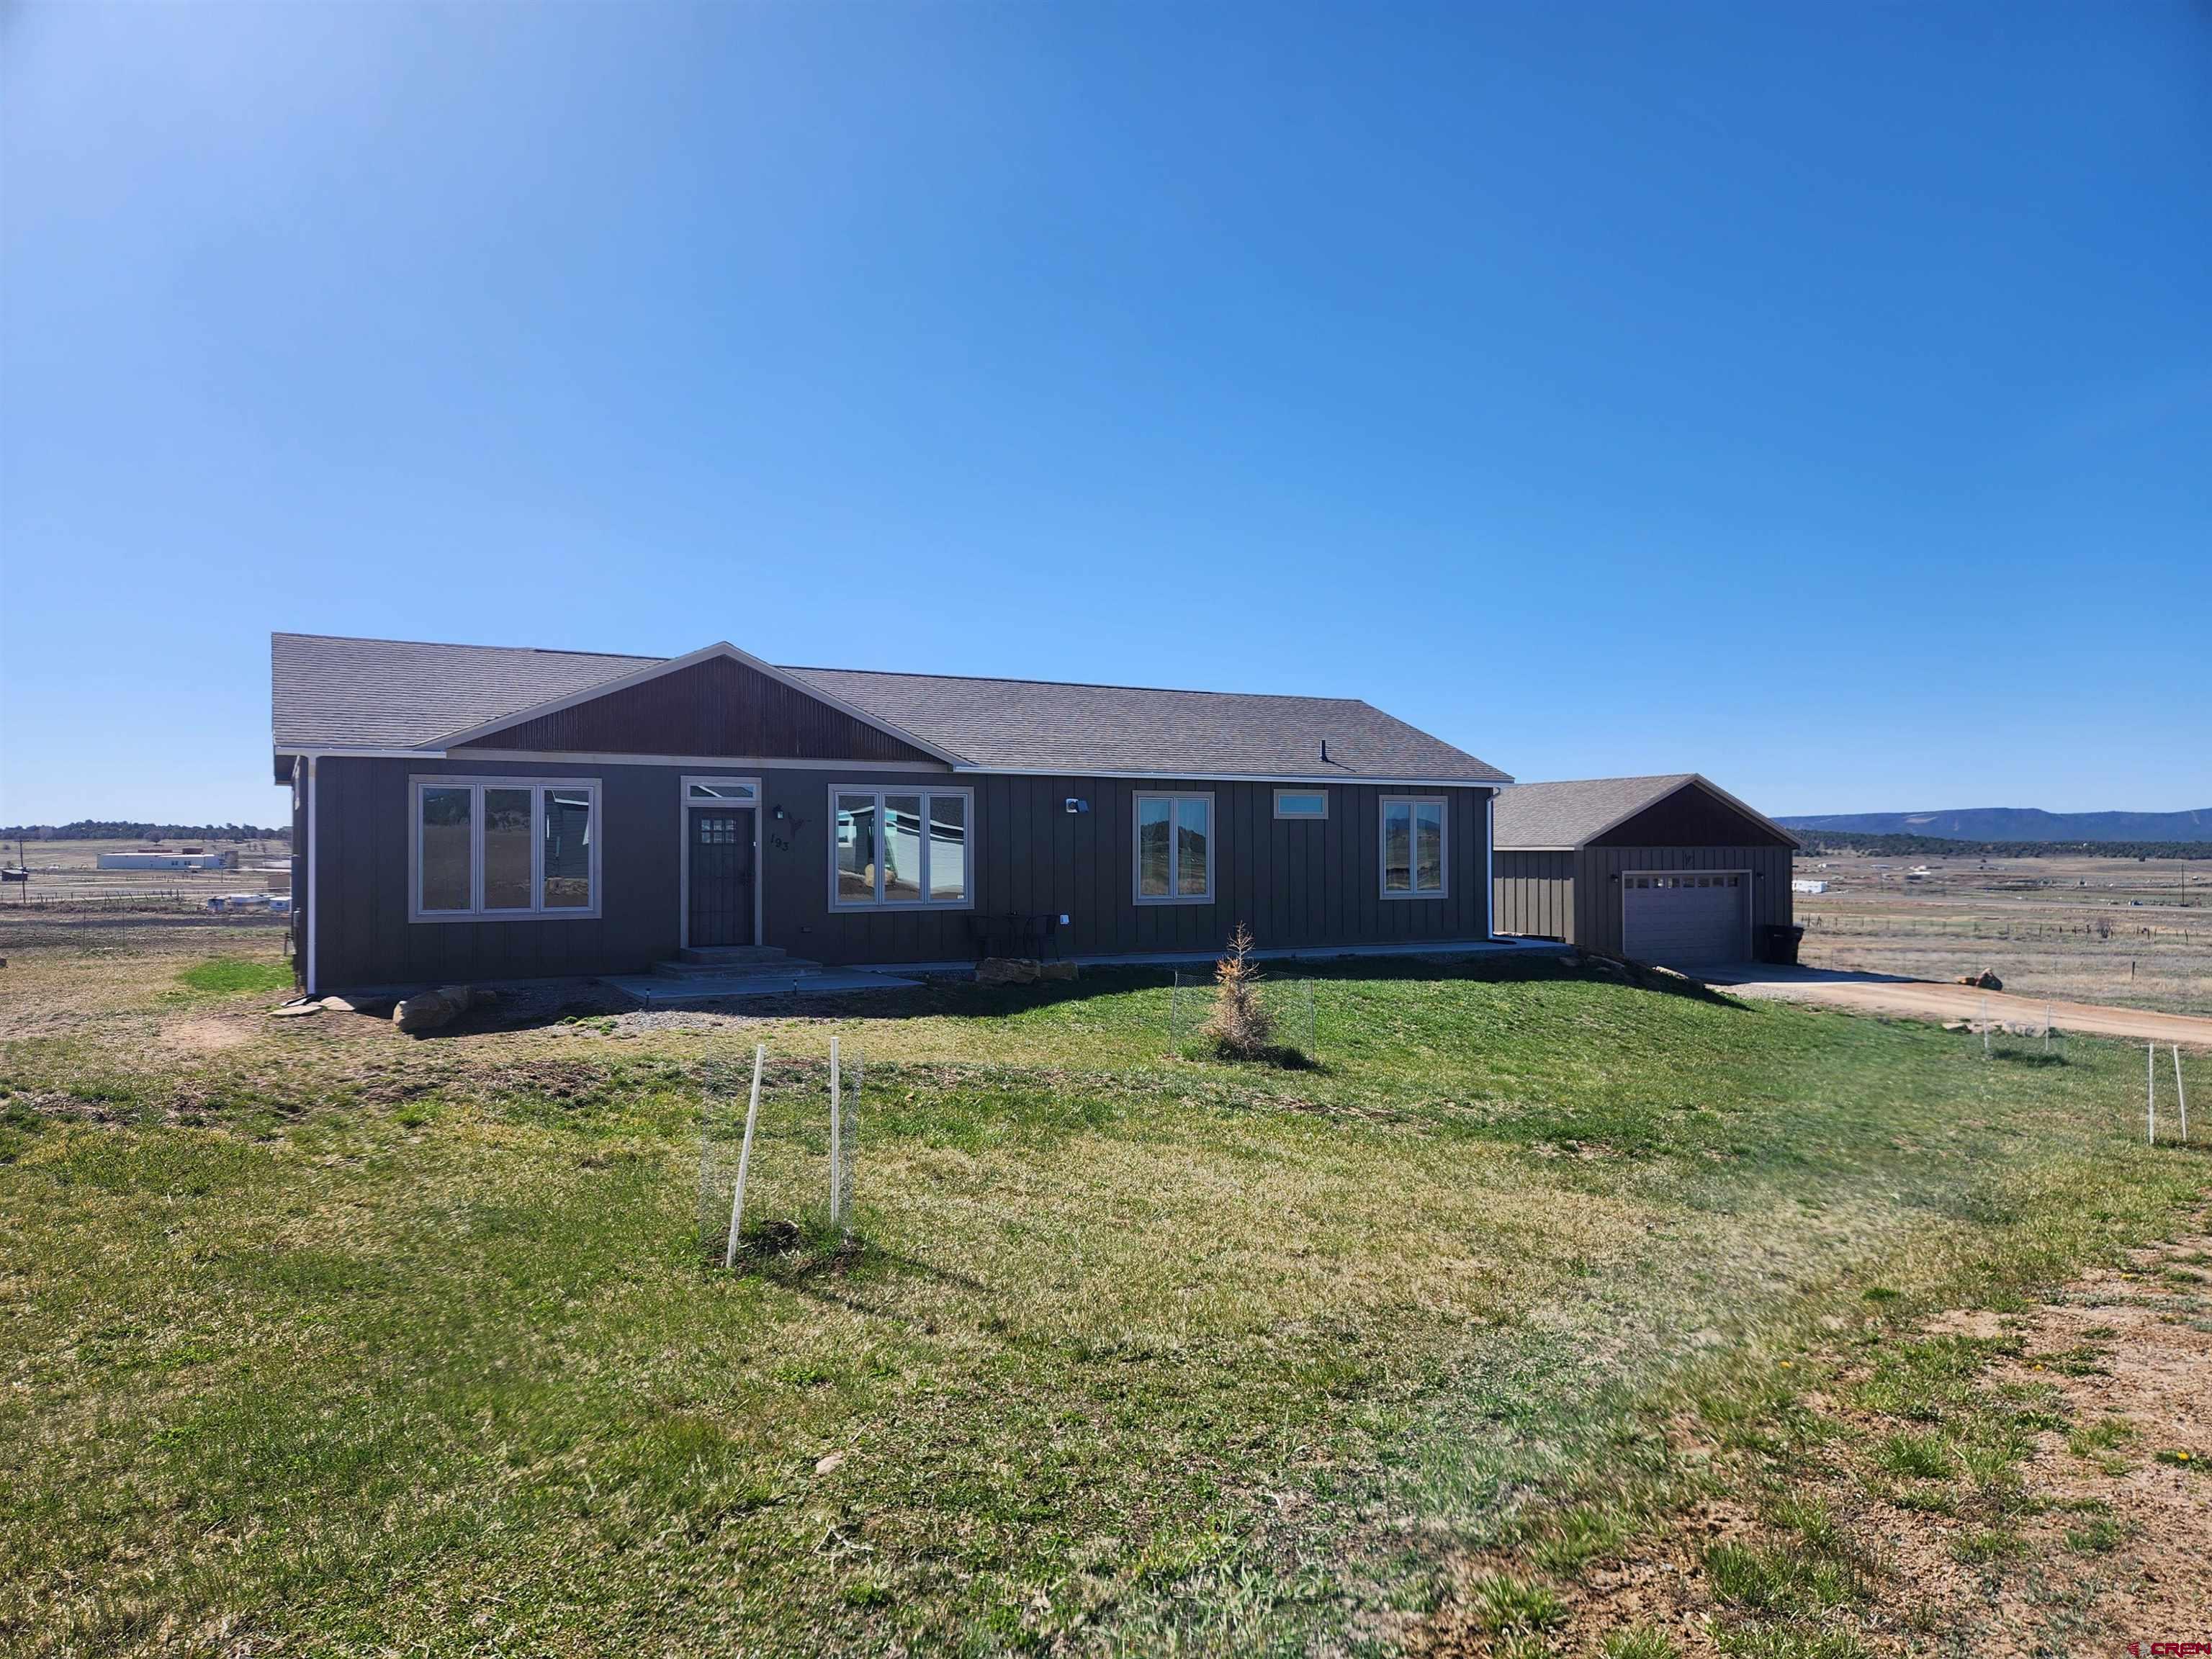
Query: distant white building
98 848 237 871
1791 878 1828 895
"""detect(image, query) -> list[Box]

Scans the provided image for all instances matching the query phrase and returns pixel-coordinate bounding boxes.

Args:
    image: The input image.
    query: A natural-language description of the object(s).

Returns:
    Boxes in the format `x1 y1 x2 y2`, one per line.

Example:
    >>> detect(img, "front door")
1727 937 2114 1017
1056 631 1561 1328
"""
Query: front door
688 809 755 947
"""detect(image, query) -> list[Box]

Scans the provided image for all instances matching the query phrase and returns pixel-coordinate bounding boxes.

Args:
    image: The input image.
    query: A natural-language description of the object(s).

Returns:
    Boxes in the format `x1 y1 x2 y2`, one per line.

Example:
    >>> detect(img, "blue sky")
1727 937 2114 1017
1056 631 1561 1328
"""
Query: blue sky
4 1 2208 825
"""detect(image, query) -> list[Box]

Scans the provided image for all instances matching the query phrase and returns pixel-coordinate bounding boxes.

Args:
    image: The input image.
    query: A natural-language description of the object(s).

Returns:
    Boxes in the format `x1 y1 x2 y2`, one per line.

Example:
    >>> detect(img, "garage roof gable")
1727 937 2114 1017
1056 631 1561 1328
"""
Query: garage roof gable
1494 774 1799 851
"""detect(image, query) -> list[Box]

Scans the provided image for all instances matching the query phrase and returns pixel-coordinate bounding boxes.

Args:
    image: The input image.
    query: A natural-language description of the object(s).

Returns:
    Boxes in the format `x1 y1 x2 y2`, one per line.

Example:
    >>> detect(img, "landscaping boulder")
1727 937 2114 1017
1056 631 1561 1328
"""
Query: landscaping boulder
1038 961 1079 983
394 984 494 1034
976 957 1041 986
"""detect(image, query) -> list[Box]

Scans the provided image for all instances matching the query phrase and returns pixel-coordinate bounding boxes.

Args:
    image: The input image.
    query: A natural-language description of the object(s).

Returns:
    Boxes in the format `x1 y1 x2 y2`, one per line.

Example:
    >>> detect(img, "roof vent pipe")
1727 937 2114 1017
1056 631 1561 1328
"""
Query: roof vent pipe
1320 739 1329 764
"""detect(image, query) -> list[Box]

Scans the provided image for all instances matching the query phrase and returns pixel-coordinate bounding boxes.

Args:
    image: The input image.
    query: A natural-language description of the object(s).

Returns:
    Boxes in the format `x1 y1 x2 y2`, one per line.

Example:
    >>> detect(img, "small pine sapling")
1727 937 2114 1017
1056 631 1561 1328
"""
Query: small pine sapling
1204 923 1274 1060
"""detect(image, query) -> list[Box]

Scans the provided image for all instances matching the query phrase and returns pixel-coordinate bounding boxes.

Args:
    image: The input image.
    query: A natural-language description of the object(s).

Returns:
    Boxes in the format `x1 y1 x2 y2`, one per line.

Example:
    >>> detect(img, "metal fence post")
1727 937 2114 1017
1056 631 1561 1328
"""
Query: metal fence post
725 1043 765 1269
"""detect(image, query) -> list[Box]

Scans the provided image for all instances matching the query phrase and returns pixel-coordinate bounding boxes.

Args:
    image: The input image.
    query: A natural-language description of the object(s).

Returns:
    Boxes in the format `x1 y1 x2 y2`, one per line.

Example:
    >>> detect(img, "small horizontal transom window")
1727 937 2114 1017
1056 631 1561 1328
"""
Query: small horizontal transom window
686 780 757 802
1273 790 1328 820
413 778 598 921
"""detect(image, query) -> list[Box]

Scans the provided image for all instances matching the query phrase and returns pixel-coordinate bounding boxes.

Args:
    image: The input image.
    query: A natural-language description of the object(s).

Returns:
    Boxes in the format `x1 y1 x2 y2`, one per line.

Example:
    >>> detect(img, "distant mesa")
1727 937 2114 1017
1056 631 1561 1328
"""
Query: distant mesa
1777 807 2212 844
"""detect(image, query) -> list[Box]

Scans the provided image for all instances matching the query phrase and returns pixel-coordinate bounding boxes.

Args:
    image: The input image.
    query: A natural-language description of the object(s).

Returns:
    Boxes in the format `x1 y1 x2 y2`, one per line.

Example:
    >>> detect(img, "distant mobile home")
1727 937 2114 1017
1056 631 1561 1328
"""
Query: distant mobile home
273 634 1514 994
96 848 238 871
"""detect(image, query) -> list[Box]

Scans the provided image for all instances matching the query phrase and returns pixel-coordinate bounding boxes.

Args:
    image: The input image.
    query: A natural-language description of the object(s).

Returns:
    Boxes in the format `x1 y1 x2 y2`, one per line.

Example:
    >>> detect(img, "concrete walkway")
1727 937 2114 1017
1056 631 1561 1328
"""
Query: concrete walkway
605 968 922 1004
1706 964 2212 1051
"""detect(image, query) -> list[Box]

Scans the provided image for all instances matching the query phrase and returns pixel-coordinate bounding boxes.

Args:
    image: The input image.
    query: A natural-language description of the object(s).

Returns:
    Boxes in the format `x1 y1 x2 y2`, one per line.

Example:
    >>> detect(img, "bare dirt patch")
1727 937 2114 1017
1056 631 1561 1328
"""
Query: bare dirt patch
1417 1225 2212 1656
163 1016 258 1056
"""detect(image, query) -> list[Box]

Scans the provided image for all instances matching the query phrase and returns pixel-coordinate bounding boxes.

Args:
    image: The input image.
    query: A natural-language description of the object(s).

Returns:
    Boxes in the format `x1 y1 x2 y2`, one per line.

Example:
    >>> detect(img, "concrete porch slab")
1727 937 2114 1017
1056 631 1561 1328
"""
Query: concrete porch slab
604 969 922 1005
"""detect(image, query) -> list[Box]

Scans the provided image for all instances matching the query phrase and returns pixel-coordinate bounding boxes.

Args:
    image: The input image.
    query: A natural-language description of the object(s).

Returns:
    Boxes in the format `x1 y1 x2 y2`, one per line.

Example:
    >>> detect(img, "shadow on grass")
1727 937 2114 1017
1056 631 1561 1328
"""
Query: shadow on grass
765 951 1749 1024
398 950 1747 1040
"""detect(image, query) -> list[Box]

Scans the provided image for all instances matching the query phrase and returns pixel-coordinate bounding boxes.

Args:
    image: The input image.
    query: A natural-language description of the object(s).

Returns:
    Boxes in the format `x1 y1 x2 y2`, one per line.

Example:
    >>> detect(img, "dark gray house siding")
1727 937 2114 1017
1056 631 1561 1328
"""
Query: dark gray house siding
1491 850 1575 942
307 755 1495 989
1556 844 1793 956
1491 782 1794 956
454 653 945 764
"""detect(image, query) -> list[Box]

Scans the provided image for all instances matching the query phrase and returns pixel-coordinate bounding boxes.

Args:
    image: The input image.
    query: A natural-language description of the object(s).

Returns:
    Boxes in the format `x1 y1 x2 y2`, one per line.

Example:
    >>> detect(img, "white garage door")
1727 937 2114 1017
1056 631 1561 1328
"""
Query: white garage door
1622 872 1746 967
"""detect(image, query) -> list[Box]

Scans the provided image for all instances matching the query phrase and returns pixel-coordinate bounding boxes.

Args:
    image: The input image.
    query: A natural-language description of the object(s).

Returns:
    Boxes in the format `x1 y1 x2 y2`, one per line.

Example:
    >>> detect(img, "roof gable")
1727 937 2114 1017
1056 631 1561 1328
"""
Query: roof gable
1495 775 1796 850
452 647 953 765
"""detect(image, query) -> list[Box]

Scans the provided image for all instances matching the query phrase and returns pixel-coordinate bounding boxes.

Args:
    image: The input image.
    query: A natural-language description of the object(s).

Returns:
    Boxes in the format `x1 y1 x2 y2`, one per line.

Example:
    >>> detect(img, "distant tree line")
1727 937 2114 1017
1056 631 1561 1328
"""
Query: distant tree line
1794 830 2212 861
1 821 291 842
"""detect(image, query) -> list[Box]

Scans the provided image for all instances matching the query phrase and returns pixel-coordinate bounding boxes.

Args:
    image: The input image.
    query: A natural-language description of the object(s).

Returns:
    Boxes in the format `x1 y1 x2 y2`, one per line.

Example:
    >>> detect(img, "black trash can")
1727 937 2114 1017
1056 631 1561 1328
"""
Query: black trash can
1757 924 1805 966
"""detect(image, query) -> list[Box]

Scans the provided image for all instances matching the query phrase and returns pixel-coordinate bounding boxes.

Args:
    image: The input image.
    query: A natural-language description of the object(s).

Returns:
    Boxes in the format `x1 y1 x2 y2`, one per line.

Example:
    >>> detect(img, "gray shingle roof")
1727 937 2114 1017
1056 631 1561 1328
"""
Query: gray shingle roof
273 634 657 750
1492 775 1704 848
783 667 1507 783
272 633 1509 783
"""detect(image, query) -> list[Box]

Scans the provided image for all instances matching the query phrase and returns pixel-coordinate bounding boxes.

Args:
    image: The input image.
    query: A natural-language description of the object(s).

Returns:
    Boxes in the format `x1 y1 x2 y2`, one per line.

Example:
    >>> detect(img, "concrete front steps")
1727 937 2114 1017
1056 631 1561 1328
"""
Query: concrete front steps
605 945 920 1005
654 945 820 979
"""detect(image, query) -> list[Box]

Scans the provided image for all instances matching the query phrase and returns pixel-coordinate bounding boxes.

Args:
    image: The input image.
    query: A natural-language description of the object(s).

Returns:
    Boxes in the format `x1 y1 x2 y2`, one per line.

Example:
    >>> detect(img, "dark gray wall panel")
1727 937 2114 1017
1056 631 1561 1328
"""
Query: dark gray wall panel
312 757 1496 986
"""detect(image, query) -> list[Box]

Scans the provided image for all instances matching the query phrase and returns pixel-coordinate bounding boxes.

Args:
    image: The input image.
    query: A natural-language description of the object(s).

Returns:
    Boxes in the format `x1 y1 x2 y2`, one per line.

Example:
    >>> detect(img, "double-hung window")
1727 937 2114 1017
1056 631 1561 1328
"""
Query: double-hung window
1134 792 1213 904
831 786 971 909
411 777 599 920
1380 796 1447 898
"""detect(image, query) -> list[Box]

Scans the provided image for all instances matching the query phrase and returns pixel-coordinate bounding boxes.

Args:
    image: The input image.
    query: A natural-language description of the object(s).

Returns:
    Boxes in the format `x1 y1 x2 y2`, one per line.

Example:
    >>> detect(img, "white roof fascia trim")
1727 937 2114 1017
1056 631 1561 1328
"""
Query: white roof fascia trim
421 641 973 768
275 746 453 760
454 749 950 772
950 766 1511 787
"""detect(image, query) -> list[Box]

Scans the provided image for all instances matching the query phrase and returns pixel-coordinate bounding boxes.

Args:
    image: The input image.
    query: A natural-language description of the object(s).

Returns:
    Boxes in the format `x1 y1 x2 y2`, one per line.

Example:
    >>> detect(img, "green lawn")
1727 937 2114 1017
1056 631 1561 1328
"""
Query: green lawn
0 949 2200 1656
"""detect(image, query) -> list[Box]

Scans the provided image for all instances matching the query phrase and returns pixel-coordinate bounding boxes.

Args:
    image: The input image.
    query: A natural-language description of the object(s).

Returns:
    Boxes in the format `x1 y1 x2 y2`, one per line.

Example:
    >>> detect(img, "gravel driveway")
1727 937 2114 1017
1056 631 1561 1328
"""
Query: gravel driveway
1707 965 2212 1051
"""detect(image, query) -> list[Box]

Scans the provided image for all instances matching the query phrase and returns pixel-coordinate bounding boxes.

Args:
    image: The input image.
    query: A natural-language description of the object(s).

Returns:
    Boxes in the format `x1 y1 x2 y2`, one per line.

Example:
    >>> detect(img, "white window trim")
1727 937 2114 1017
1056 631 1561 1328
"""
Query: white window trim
1133 790 1216 906
826 783 976 912
1272 787 1328 821
408 775 602 923
679 775 763 951
1380 794 1449 900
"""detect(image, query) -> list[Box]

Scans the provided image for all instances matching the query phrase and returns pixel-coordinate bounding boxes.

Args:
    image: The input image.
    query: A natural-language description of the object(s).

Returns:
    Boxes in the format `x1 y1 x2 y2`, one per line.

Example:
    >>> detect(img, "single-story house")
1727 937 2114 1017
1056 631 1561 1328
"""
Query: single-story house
274 633 1513 994
1489 774 1799 966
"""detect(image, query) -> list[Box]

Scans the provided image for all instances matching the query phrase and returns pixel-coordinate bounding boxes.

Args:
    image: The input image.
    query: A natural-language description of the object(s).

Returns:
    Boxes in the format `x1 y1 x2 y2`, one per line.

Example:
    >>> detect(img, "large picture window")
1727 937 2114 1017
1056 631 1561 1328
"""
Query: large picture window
1380 796 1447 898
410 778 599 921
1135 791 1213 904
831 786 971 909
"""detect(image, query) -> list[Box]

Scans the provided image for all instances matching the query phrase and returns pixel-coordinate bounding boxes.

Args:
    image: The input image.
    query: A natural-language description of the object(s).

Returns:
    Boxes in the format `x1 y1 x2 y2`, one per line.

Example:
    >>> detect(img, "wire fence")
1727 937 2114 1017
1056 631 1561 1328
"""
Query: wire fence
1800 912 2203 946
696 1045 862 1267
1166 971 1318 1059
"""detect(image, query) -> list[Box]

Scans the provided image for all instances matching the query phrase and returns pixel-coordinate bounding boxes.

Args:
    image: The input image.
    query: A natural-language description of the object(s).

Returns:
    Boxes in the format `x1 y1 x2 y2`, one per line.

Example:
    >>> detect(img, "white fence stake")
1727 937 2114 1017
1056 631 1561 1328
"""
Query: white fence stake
725 1043 765 1269
829 1035 842 1228
2147 1042 2157 1145
2175 1044 2190 1144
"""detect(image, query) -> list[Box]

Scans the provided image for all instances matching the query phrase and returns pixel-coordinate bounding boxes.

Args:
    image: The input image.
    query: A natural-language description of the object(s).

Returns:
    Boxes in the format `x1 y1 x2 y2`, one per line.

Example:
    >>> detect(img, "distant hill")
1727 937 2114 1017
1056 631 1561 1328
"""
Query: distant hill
1 820 289 842
1778 807 2212 844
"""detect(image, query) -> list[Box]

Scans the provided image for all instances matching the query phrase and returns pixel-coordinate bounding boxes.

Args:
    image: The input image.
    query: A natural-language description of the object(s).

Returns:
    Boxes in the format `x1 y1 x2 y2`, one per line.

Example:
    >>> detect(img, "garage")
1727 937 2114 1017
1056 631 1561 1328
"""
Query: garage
1491 774 1798 967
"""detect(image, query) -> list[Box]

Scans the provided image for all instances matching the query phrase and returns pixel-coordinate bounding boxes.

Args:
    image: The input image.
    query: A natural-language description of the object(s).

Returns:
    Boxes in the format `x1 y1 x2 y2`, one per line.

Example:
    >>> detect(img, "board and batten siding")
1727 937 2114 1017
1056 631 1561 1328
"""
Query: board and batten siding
1491 850 1575 942
1493 844 1792 954
309 756 1496 988
454 654 943 765
1573 845 1792 958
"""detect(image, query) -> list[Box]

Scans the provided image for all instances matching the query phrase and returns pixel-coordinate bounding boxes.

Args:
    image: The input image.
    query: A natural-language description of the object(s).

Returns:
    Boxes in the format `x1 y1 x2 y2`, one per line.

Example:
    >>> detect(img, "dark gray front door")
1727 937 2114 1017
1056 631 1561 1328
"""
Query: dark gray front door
688 809 755 947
